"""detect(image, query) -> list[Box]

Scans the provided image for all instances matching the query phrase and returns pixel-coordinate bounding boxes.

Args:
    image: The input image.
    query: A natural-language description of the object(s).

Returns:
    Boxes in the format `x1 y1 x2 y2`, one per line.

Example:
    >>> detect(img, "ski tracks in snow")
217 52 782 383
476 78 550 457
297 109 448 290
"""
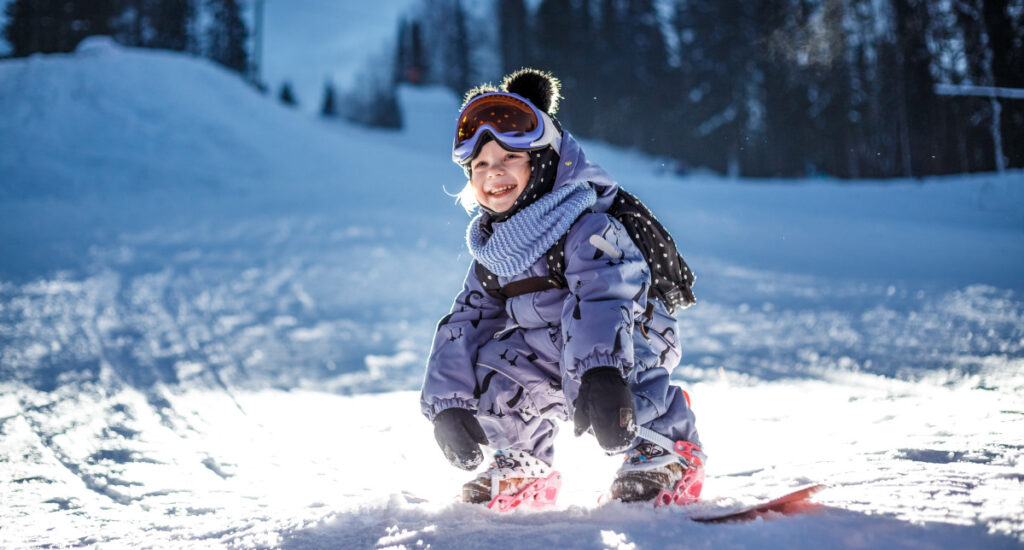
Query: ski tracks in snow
1 212 1023 547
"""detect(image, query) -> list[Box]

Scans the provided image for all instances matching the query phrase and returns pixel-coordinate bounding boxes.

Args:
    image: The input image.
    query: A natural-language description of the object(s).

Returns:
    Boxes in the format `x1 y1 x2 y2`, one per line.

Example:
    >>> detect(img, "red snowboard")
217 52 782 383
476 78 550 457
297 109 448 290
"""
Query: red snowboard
690 484 826 523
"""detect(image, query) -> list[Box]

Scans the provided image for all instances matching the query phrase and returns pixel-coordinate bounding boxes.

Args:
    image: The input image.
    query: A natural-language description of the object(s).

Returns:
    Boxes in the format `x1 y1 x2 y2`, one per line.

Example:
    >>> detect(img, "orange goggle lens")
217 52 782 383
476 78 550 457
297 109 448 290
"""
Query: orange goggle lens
456 94 539 145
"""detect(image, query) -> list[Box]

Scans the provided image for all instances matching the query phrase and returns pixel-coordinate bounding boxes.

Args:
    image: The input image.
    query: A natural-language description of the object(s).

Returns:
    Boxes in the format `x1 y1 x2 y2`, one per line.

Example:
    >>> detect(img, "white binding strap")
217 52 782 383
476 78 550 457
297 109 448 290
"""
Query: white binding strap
636 426 677 453
636 426 706 467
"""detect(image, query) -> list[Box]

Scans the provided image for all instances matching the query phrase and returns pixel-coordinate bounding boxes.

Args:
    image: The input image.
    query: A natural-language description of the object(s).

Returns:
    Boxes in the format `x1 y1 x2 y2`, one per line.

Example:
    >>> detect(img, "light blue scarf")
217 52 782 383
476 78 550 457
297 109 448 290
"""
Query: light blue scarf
467 182 597 277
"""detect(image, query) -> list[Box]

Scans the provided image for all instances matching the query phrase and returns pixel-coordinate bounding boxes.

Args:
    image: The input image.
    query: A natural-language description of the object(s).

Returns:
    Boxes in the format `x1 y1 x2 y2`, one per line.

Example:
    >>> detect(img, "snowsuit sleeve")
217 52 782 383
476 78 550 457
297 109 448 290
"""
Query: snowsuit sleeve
420 262 509 421
560 212 650 380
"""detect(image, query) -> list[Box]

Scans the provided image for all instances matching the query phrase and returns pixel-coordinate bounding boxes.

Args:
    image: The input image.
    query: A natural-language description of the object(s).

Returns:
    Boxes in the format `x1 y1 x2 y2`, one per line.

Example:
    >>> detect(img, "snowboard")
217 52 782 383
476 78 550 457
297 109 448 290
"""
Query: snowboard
400 483 827 522
688 483 826 523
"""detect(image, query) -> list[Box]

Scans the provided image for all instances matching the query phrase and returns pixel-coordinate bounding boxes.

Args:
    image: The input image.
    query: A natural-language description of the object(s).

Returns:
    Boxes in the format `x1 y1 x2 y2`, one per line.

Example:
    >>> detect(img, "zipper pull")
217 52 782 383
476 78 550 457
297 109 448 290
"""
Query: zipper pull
493 324 520 339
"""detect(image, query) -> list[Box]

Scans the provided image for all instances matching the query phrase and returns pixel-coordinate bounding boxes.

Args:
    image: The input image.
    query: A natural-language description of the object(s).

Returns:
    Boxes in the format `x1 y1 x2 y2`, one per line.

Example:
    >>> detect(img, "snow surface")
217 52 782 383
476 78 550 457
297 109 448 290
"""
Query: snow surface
1 41 1023 549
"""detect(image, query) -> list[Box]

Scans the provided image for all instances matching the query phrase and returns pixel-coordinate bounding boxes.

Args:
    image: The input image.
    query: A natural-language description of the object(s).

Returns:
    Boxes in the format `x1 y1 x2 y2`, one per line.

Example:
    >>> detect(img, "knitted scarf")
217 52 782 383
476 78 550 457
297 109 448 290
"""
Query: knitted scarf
467 182 597 277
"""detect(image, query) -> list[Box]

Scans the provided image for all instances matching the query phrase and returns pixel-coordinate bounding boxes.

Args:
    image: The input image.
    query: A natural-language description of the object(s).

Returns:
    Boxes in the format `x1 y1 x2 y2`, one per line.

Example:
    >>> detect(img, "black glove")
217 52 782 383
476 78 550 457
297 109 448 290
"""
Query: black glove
433 408 489 470
573 367 637 452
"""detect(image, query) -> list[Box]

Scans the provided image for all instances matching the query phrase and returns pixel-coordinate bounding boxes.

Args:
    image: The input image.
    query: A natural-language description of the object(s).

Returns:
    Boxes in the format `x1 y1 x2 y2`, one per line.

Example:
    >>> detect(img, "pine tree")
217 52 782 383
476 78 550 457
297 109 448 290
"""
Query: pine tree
891 0 940 176
78 0 118 44
748 0 812 176
595 0 625 141
321 80 338 117
534 0 597 132
279 81 298 107
569 0 598 135
807 0 857 177
622 0 672 153
345 42 404 129
498 0 530 74
3 0 118 56
409 21 426 83
981 0 1024 167
2 0 38 56
394 18 427 84
125 0 145 46
389 0 1011 177
206 0 249 75
151 0 194 51
847 0 897 178
946 0 996 172
394 17 408 84
672 0 754 174
449 0 471 93
367 88 403 128
413 0 477 92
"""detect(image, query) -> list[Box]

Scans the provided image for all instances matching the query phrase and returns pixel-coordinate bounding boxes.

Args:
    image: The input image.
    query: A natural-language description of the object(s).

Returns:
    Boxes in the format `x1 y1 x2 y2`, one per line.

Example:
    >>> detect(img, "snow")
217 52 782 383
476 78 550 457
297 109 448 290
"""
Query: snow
1 41 1023 549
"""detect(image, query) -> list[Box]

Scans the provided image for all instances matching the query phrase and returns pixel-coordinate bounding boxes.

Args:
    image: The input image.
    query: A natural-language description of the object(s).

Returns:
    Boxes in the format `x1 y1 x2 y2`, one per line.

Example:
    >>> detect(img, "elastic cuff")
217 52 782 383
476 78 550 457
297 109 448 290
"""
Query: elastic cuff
424 396 477 422
575 350 630 379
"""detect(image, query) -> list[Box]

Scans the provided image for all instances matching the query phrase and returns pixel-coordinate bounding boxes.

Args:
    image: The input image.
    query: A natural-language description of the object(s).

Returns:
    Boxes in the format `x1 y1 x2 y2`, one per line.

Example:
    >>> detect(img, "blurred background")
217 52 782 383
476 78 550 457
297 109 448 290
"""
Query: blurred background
3 0 1022 177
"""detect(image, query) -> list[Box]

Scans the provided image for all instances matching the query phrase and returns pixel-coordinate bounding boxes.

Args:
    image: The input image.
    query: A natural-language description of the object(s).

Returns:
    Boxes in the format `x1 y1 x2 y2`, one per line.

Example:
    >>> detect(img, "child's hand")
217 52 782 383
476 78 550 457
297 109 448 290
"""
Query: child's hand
433 408 489 470
573 367 637 452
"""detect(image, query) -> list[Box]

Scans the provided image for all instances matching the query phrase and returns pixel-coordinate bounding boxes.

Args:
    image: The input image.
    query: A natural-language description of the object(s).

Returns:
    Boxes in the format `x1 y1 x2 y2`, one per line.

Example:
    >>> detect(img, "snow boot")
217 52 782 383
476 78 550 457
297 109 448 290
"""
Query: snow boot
609 440 704 505
462 450 561 511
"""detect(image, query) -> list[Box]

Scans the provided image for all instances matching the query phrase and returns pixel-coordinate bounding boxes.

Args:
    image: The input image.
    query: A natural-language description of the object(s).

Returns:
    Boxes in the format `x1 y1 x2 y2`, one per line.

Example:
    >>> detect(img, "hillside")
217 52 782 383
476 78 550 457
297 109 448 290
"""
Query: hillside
0 40 1022 549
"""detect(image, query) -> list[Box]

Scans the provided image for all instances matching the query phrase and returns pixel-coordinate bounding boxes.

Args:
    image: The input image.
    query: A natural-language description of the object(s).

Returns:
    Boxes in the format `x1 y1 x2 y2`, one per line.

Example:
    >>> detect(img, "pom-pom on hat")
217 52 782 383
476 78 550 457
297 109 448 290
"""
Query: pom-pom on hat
460 68 562 115
500 68 561 115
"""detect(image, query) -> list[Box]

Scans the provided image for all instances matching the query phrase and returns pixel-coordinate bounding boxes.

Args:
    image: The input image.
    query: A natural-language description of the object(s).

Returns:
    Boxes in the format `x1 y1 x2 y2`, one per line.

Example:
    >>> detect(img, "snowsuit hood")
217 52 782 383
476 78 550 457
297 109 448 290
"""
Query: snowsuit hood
551 131 619 214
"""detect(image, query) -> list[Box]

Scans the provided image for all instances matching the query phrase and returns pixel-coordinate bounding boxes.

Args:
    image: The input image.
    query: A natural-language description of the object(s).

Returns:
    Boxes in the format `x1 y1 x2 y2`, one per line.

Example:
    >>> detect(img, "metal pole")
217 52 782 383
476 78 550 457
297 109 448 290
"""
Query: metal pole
934 83 1024 173
253 0 264 87
934 84 1024 100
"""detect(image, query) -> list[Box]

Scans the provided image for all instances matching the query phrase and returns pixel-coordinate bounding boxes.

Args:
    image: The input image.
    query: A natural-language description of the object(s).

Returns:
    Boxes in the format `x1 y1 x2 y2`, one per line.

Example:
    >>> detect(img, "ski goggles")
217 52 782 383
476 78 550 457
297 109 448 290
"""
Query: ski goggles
451 92 561 165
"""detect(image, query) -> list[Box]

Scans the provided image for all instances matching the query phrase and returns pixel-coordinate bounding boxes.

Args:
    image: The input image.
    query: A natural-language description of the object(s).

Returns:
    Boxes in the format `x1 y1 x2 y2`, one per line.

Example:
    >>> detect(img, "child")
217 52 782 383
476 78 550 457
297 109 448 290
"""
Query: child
421 69 704 508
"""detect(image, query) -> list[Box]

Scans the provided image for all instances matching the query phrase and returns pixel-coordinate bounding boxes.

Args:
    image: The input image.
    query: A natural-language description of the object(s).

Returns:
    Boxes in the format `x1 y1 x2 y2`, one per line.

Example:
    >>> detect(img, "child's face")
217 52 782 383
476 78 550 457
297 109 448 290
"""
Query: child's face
470 140 531 213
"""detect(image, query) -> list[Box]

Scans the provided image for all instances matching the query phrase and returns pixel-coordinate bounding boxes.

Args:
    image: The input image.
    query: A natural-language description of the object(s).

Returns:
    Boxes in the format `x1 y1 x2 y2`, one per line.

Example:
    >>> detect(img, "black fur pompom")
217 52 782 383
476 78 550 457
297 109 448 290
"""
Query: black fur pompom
500 68 561 114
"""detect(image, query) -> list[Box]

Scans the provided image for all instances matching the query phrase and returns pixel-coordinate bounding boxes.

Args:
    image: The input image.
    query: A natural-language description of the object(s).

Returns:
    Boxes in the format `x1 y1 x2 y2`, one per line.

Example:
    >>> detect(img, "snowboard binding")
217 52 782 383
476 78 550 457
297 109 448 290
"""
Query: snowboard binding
653 440 705 508
488 471 562 512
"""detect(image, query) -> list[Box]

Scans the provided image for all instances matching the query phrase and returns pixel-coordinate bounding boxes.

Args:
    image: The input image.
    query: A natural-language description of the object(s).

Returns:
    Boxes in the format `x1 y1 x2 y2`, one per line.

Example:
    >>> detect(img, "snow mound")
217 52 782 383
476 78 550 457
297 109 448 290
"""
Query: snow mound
74 35 122 56
0 41 431 207
0 42 281 199
0 41 465 279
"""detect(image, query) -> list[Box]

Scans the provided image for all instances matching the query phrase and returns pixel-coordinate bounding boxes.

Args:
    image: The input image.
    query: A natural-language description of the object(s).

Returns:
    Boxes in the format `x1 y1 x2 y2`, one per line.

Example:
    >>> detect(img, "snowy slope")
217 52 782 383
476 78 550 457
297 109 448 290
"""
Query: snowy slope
1 41 1023 549
261 0 419 111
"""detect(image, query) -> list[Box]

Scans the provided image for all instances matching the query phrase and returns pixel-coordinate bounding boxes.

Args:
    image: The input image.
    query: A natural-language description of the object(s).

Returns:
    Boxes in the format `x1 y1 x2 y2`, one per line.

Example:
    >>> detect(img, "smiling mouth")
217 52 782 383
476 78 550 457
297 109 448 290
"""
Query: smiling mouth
488 184 516 196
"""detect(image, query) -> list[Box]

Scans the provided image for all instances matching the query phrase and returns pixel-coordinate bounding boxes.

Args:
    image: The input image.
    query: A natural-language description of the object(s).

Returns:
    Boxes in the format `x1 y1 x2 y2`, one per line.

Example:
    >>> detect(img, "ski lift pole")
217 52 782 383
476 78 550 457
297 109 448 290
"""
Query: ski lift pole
934 84 1024 100
935 83 1024 173
251 0 265 88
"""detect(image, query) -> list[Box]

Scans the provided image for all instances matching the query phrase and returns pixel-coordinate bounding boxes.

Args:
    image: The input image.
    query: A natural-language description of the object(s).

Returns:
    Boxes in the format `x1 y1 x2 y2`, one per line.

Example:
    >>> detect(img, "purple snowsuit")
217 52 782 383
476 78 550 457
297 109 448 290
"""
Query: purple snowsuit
421 133 700 466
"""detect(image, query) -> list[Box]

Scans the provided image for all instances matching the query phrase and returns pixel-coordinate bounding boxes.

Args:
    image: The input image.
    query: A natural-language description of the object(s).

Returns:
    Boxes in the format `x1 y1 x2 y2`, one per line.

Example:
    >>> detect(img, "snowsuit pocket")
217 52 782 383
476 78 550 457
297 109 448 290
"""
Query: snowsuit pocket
474 329 566 421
